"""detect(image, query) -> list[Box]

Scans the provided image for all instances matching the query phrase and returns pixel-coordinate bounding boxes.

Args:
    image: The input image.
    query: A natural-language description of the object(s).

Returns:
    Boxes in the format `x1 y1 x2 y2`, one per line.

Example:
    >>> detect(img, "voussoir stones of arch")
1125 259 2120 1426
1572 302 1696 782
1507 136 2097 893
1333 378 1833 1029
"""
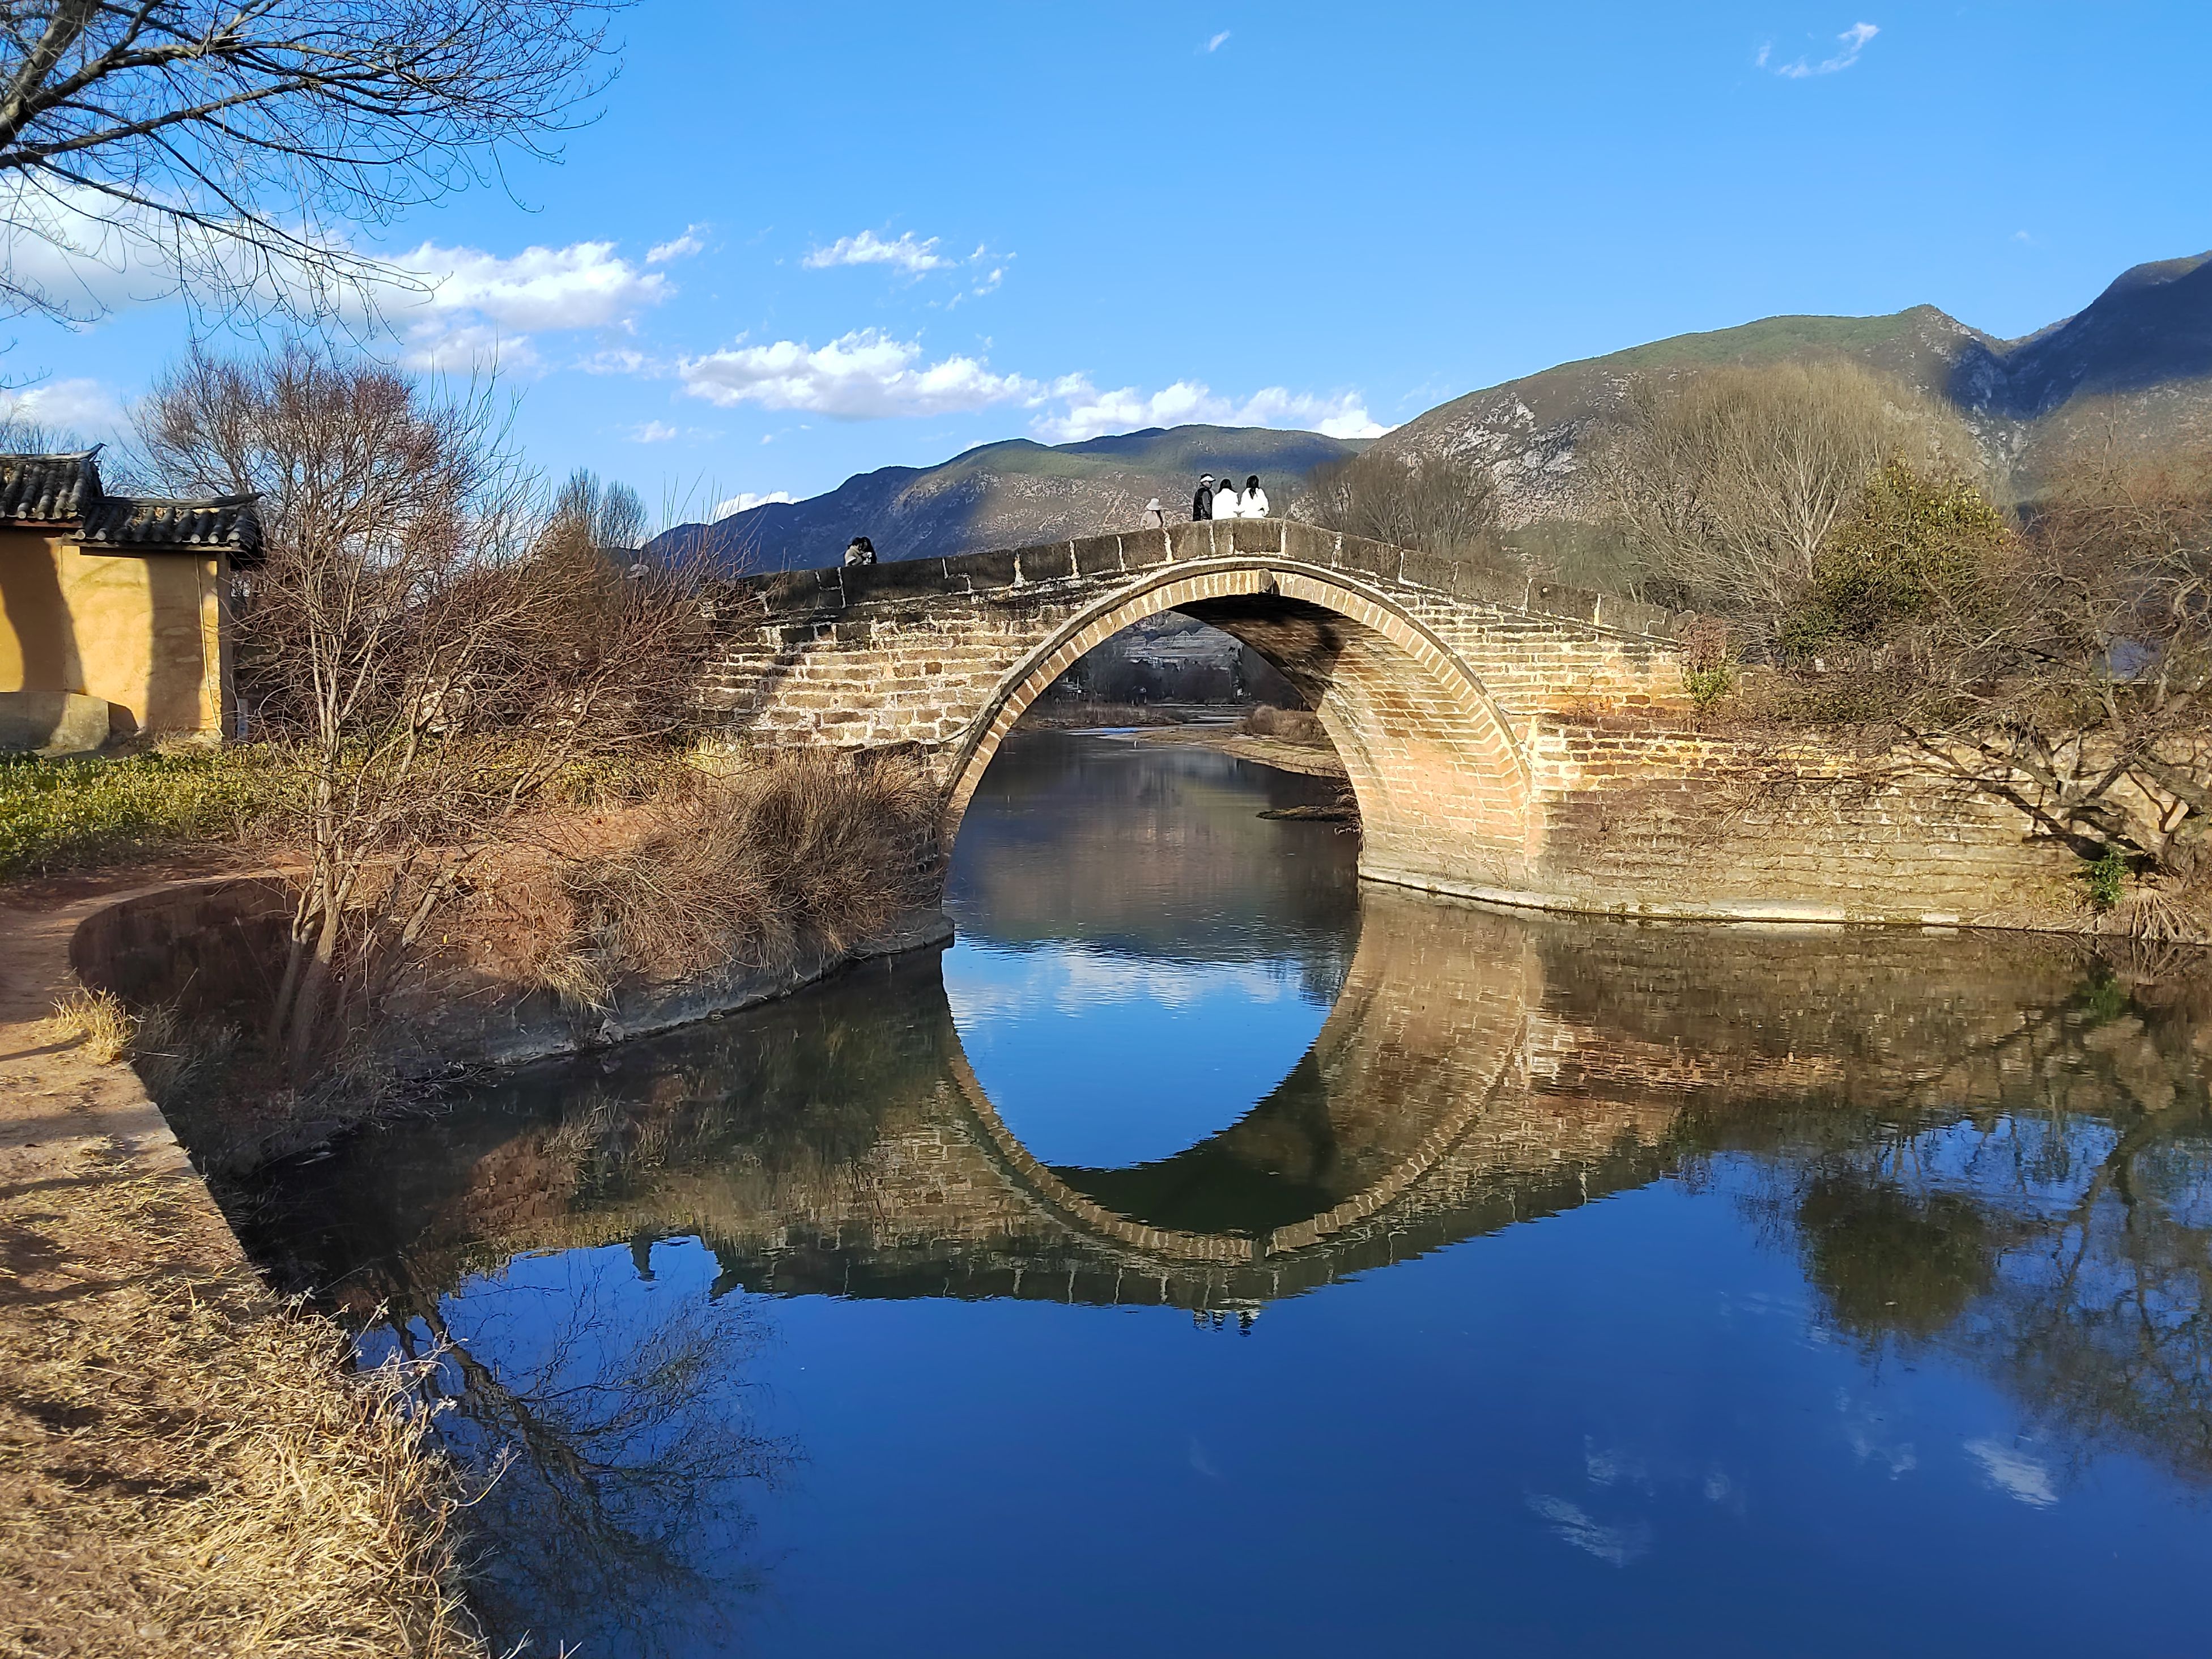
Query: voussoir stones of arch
697 517 2082 931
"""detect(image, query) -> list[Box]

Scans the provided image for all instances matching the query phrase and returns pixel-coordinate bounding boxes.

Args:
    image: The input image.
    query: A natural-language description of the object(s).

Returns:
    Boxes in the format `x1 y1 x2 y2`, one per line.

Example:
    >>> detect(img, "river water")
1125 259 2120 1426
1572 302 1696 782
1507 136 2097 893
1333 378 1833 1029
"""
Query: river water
248 730 2212 1657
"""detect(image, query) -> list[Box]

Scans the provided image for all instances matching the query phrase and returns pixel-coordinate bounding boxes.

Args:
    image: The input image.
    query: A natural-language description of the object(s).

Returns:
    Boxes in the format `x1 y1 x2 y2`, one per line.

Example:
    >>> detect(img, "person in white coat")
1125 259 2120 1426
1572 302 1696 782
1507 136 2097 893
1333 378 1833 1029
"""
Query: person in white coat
1211 476 1243 519
1239 475 1269 518
1142 499 1165 528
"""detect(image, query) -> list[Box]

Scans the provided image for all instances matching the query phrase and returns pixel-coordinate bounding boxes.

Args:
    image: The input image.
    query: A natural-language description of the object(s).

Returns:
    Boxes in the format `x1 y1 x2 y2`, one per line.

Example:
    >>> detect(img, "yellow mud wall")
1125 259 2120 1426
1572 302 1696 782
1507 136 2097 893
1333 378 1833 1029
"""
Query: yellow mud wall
0 528 227 736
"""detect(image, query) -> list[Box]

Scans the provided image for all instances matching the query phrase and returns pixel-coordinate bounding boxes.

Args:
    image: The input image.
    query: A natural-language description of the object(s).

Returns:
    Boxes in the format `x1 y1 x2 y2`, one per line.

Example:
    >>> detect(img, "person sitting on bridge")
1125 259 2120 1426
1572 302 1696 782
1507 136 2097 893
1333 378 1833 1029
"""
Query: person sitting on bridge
1240 475 1269 518
1143 498 1166 529
844 535 878 566
1192 474 1215 521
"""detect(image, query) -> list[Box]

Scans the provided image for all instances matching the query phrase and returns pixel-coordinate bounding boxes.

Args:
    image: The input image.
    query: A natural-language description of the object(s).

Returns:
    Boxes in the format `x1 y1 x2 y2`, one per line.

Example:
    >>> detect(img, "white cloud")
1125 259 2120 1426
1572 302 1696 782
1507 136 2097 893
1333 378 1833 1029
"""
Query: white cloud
713 491 795 518
381 239 668 372
629 421 680 443
1964 1439 2058 1507
802 229 950 275
0 376 127 440
1524 1495 1651 1567
392 239 665 333
646 226 707 264
679 330 1036 419
1033 376 1388 443
1205 31 1231 51
1761 21 1878 78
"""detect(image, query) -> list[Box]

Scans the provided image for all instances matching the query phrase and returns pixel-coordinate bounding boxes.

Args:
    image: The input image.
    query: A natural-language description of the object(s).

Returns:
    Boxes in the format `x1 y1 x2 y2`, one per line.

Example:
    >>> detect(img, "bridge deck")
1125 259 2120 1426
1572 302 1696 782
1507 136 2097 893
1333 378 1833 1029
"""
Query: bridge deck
729 518 1687 642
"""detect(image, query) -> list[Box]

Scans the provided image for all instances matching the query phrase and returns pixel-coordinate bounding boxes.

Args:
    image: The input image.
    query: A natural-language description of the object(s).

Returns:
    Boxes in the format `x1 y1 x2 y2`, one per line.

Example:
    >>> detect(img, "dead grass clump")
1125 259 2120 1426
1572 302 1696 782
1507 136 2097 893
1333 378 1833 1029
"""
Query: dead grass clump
533 751 942 1009
150 1299 482 1655
0 1146 486 1657
50 986 136 1063
1241 704 1329 747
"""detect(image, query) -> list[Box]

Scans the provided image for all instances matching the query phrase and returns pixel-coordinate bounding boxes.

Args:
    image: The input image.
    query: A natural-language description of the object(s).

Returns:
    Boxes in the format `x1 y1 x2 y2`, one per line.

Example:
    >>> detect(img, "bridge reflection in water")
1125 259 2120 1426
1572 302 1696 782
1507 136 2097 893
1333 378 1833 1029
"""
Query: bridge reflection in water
238 730 2212 1656
249 854 2212 1653
263 883 2200 1360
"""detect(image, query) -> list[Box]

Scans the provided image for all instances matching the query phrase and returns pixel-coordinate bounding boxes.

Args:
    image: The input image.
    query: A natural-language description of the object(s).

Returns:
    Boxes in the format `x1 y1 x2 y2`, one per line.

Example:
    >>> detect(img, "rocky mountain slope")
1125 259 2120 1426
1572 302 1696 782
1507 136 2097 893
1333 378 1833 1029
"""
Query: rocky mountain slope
653 250 2212 572
1371 250 2212 525
654 425 1366 572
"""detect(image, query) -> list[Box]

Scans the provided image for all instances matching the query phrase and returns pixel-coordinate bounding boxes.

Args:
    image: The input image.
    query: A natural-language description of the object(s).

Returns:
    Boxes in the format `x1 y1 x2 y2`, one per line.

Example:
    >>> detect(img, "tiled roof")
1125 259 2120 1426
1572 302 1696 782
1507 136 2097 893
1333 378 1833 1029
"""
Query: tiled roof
0 450 99 521
0 448 261 558
81 495 261 556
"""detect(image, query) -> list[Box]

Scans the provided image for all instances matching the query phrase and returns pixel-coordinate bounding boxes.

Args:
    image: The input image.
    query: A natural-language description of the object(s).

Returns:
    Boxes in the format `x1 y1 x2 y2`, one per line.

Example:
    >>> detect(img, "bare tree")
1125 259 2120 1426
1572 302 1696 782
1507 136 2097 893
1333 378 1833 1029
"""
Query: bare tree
138 342 712 1075
0 0 620 322
551 466 648 556
1881 444 2212 897
1598 359 1979 635
1296 446 1503 562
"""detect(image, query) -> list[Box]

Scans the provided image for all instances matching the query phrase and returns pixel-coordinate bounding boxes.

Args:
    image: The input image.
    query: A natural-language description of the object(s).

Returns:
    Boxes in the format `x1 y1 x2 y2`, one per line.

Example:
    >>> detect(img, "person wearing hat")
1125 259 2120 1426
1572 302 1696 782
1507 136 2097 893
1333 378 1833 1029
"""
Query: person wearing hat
1192 474 1215 521
1142 498 1166 529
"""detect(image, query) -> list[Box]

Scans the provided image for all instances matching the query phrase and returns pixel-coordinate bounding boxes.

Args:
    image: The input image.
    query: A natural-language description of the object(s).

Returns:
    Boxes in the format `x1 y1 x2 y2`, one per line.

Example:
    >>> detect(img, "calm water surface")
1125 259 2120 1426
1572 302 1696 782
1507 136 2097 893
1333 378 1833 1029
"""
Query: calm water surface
250 730 2212 1657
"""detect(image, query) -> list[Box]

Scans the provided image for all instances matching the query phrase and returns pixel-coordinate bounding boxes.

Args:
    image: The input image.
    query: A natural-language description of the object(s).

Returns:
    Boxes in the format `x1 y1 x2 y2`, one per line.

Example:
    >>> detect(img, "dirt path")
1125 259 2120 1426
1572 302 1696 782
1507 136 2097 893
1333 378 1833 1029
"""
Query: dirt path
0 865 480 1656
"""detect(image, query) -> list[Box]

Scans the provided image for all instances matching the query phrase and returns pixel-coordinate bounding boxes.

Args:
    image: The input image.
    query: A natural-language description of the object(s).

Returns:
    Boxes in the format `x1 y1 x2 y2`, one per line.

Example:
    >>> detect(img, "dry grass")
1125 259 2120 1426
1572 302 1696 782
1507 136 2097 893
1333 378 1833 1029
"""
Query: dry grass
1241 704 1330 747
0 1143 486 1658
50 986 137 1064
520 750 942 1010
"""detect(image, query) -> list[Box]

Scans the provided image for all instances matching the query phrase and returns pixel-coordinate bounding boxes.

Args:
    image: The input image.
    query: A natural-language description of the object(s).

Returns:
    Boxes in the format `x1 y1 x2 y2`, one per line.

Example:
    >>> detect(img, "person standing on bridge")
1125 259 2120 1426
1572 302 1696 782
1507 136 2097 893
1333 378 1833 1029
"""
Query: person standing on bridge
1192 474 1216 521
1143 498 1166 529
1240 475 1269 518
1212 475 1244 519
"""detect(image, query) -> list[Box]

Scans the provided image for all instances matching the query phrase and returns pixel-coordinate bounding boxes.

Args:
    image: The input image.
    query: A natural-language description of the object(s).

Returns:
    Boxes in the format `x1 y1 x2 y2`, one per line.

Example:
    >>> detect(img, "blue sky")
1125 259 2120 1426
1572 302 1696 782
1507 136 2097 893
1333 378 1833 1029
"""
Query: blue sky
7 1 2207 520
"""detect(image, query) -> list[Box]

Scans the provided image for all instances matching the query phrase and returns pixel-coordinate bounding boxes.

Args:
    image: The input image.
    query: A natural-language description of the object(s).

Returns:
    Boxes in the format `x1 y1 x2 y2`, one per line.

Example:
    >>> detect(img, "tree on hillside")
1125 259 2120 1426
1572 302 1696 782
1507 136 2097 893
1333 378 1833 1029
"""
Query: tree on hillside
550 466 649 556
0 0 619 322
1296 446 1503 563
1598 359 1980 633
139 343 711 1075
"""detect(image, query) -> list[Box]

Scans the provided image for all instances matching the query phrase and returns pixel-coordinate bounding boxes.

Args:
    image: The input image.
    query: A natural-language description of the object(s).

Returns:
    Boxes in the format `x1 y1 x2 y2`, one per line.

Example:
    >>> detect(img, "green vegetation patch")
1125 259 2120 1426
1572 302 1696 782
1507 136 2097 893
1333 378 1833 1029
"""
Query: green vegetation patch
0 747 283 878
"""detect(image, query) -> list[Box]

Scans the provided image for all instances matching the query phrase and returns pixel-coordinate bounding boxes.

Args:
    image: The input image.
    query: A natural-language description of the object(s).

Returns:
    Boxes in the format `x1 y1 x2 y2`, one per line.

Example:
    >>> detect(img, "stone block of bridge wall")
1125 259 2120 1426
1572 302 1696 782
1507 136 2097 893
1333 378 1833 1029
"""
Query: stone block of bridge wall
699 523 2095 934
1368 714 2084 928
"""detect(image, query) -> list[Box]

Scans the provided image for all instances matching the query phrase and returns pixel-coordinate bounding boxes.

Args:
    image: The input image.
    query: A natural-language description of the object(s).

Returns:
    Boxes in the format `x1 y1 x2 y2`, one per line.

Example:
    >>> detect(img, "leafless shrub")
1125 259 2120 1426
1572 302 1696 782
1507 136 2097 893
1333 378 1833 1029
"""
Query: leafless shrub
525 752 942 1010
138 343 717 1077
1296 446 1505 562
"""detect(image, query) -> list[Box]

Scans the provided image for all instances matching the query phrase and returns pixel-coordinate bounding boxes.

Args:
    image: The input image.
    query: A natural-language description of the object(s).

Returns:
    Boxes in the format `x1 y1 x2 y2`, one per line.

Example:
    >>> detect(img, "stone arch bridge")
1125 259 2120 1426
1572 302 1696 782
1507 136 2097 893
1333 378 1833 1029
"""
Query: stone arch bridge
705 519 2068 926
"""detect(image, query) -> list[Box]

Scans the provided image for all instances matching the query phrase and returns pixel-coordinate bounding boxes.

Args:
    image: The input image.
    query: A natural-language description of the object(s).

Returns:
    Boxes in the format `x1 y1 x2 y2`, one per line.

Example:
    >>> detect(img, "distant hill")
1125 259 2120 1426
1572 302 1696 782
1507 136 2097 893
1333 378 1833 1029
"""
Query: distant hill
1372 250 2212 522
652 425 1367 572
654 252 2212 573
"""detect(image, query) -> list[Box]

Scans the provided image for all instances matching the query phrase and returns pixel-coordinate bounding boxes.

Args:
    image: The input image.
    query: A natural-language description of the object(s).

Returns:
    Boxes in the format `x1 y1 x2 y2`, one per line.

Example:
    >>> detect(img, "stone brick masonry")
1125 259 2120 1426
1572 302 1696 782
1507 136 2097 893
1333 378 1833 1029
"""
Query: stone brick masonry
700 518 2081 930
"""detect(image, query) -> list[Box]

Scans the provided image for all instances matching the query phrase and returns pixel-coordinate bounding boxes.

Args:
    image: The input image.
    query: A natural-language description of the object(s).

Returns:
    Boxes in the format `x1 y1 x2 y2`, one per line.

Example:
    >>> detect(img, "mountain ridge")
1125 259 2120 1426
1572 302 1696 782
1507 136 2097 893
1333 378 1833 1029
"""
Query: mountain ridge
654 250 2212 568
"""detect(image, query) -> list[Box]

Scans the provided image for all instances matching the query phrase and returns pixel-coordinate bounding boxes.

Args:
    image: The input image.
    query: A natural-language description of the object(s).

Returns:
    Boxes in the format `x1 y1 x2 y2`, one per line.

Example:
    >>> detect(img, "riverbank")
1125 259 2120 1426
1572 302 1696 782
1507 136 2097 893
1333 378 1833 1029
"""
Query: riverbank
1126 722 1350 781
0 867 487 1656
0 850 954 1649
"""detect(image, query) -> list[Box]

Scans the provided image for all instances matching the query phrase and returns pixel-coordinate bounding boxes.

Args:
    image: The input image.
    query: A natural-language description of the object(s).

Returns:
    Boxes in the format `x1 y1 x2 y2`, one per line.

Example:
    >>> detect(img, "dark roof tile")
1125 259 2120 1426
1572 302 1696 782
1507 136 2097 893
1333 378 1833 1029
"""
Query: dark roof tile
81 495 261 556
0 450 99 521
0 448 261 559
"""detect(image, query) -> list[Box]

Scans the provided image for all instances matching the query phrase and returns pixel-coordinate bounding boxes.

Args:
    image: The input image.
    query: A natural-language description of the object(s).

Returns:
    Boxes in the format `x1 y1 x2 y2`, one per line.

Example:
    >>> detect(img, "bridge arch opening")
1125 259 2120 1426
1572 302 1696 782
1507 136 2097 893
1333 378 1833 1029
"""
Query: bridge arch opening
941 560 1537 893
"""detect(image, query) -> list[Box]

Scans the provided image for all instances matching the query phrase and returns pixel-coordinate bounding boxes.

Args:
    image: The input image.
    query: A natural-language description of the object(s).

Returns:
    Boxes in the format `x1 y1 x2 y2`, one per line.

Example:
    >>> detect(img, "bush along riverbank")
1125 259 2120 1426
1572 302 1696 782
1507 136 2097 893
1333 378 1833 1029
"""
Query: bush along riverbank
59 748 947 1176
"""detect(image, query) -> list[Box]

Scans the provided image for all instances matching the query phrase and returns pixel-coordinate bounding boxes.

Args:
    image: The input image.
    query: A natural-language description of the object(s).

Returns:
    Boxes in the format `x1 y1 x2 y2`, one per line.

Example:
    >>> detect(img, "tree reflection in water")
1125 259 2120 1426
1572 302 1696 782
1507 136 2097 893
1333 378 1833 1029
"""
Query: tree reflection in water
231 734 2212 1653
367 1252 794 1653
1728 979 2212 1488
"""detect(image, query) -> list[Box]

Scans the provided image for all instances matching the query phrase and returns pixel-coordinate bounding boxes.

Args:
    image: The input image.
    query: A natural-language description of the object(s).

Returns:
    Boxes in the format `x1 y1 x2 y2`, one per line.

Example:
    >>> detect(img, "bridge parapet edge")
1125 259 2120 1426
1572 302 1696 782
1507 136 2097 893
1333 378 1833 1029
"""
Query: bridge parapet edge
724 520 1688 643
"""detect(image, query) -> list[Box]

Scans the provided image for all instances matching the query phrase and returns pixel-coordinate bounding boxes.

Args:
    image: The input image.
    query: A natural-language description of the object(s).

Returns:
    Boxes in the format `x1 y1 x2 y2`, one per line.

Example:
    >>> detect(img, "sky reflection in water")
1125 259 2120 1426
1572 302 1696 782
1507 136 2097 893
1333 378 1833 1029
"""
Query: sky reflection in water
246 731 2212 1658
